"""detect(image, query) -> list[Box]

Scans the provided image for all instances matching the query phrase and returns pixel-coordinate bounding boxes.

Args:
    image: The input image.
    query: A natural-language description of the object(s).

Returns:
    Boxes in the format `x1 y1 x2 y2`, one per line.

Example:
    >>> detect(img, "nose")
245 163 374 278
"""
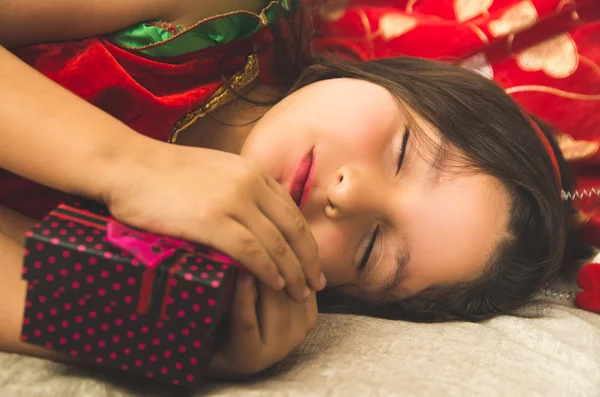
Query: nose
326 165 380 220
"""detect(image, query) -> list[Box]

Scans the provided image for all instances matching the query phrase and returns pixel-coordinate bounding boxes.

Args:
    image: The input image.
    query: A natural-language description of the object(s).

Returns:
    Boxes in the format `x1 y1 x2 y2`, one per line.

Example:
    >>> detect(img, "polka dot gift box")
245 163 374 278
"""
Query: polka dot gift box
20 198 240 387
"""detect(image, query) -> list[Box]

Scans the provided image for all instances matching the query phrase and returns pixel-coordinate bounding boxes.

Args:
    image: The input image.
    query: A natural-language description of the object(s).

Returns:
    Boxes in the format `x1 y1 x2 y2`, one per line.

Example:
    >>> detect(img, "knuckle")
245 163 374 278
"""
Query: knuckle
290 271 307 289
290 210 306 234
237 319 256 335
240 163 262 182
240 236 264 257
272 234 288 257
209 198 234 216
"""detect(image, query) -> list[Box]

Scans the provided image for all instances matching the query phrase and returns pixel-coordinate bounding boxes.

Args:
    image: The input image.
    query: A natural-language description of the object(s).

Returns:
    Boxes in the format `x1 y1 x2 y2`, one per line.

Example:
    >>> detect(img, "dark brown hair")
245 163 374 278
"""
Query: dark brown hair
263 4 593 322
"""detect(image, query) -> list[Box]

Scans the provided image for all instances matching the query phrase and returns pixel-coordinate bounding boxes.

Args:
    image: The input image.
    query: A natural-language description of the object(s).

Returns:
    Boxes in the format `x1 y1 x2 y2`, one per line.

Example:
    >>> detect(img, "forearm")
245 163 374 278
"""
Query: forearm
0 46 157 204
0 0 173 48
0 231 71 362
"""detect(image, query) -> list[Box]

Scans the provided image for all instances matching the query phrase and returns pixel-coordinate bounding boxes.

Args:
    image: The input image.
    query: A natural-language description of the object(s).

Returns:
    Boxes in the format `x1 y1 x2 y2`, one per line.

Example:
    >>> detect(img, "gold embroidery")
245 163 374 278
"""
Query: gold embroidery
406 0 418 13
168 54 260 144
465 22 489 44
454 0 493 23
516 33 579 78
557 0 576 11
506 33 517 54
488 0 538 37
576 210 592 225
579 55 600 79
379 13 418 41
318 0 350 22
358 9 376 58
506 85 600 100
555 133 600 161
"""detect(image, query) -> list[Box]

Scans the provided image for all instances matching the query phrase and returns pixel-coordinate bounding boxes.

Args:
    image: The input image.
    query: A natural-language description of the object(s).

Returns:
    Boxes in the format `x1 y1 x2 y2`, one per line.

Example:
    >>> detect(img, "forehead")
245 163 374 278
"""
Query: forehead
279 78 405 133
289 78 400 109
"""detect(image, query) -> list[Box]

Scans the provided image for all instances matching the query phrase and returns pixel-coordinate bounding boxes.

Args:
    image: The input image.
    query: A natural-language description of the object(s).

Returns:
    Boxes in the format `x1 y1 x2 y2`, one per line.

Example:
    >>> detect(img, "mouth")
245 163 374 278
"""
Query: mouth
290 148 315 209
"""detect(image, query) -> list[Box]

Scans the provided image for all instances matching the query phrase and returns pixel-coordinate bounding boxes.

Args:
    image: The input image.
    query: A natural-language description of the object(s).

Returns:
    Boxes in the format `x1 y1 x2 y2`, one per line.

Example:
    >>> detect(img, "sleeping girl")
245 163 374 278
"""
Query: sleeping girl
0 0 591 377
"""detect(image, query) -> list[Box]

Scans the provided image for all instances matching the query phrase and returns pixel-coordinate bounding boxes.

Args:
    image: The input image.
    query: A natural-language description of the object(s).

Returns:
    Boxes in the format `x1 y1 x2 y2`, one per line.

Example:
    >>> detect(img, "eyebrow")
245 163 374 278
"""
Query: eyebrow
381 247 411 296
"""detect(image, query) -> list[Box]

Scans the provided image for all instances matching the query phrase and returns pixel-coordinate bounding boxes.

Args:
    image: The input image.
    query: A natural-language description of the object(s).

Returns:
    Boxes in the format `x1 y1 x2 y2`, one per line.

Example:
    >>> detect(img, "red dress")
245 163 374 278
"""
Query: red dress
0 1 290 219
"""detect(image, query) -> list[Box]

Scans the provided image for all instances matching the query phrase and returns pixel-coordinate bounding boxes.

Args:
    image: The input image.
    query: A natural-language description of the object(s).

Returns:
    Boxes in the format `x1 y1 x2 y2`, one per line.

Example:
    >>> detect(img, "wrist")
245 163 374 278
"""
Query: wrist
92 132 161 207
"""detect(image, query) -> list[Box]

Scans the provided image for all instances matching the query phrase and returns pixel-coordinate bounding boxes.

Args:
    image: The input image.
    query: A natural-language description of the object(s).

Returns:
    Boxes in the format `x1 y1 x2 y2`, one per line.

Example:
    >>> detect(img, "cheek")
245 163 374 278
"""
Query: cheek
310 223 354 286
401 183 502 292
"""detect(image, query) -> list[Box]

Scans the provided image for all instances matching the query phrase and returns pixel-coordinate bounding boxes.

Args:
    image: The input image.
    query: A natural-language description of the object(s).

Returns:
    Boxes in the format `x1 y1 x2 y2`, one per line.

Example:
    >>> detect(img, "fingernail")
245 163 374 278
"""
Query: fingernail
303 288 311 300
319 273 327 289
276 276 286 290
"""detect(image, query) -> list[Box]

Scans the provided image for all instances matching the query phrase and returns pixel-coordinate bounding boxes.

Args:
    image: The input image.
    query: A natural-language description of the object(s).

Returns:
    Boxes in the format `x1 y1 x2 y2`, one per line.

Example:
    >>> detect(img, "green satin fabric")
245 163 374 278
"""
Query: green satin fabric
109 0 293 57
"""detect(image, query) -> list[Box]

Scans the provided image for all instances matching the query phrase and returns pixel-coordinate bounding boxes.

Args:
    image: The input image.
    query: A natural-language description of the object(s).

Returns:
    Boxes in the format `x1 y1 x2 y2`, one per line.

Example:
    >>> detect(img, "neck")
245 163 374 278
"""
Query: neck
173 85 285 154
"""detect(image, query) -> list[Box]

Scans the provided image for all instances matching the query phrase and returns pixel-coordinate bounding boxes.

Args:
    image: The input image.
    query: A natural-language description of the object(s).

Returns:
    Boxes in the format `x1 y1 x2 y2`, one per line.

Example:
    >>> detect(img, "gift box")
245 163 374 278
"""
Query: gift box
20 198 240 387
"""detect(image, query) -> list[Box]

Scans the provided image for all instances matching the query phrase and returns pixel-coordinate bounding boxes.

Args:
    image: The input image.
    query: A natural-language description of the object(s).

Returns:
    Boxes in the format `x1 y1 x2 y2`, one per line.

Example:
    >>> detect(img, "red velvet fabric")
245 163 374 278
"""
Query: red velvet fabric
312 0 600 312
1 32 272 219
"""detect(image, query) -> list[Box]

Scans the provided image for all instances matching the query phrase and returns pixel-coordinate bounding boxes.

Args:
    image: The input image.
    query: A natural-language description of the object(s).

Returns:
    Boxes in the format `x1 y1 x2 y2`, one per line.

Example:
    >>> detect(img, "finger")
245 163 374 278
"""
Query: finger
303 290 319 333
203 219 285 291
262 172 302 210
260 178 325 293
209 274 261 376
229 274 261 345
257 285 297 363
237 208 310 303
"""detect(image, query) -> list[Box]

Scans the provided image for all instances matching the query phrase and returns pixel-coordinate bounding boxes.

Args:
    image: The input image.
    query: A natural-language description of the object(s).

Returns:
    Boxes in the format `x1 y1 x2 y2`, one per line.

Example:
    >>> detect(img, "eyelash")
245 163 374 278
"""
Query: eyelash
359 227 379 270
359 127 410 271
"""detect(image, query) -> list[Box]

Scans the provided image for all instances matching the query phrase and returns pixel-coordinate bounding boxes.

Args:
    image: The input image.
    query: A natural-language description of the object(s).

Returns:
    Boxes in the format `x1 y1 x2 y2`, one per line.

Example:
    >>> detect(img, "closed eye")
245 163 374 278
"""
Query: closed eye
359 226 379 270
358 127 409 271
396 127 410 174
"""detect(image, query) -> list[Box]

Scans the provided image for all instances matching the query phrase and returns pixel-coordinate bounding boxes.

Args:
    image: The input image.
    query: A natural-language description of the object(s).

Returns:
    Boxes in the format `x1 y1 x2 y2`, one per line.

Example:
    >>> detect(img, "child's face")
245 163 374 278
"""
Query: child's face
241 78 510 300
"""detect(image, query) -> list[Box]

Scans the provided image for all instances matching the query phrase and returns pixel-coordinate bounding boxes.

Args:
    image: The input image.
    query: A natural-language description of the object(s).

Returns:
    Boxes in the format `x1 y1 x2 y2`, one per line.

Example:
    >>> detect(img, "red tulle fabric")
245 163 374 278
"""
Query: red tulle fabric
2 0 600 312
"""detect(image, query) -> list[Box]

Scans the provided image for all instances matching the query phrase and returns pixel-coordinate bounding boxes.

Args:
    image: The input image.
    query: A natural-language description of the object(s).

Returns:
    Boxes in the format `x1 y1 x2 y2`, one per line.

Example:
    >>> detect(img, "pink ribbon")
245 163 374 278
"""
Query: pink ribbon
106 221 194 268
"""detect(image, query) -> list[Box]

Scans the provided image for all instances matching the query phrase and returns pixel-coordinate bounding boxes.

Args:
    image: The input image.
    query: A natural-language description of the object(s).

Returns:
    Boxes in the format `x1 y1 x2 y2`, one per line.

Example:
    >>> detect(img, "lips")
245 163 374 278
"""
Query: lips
290 149 315 209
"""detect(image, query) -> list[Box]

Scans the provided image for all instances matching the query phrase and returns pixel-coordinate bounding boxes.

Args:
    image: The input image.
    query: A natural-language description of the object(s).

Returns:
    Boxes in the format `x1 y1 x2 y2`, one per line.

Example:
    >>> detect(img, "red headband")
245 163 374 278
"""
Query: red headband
528 116 562 189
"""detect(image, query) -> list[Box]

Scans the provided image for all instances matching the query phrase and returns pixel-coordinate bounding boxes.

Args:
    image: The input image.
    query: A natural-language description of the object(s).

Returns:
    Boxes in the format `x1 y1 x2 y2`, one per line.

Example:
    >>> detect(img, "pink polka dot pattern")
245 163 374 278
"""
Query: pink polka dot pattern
20 198 240 387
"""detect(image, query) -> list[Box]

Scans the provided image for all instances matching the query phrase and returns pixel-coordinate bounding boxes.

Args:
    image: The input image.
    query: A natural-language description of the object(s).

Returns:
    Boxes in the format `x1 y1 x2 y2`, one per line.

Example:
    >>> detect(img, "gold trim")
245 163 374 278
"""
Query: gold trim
555 133 600 161
466 22 489 44
130 1 290 51
406 0 418 13
506 85 600 100
507 33 515 54
168 54 260 144
580 55 600 79
557 0 575 12
358 9 376 58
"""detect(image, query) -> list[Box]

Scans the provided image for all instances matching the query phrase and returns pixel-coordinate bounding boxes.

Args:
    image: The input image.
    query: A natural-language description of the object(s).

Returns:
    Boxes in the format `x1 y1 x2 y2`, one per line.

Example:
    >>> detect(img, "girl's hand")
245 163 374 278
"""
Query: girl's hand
207 275 318 377
106 142 325 303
